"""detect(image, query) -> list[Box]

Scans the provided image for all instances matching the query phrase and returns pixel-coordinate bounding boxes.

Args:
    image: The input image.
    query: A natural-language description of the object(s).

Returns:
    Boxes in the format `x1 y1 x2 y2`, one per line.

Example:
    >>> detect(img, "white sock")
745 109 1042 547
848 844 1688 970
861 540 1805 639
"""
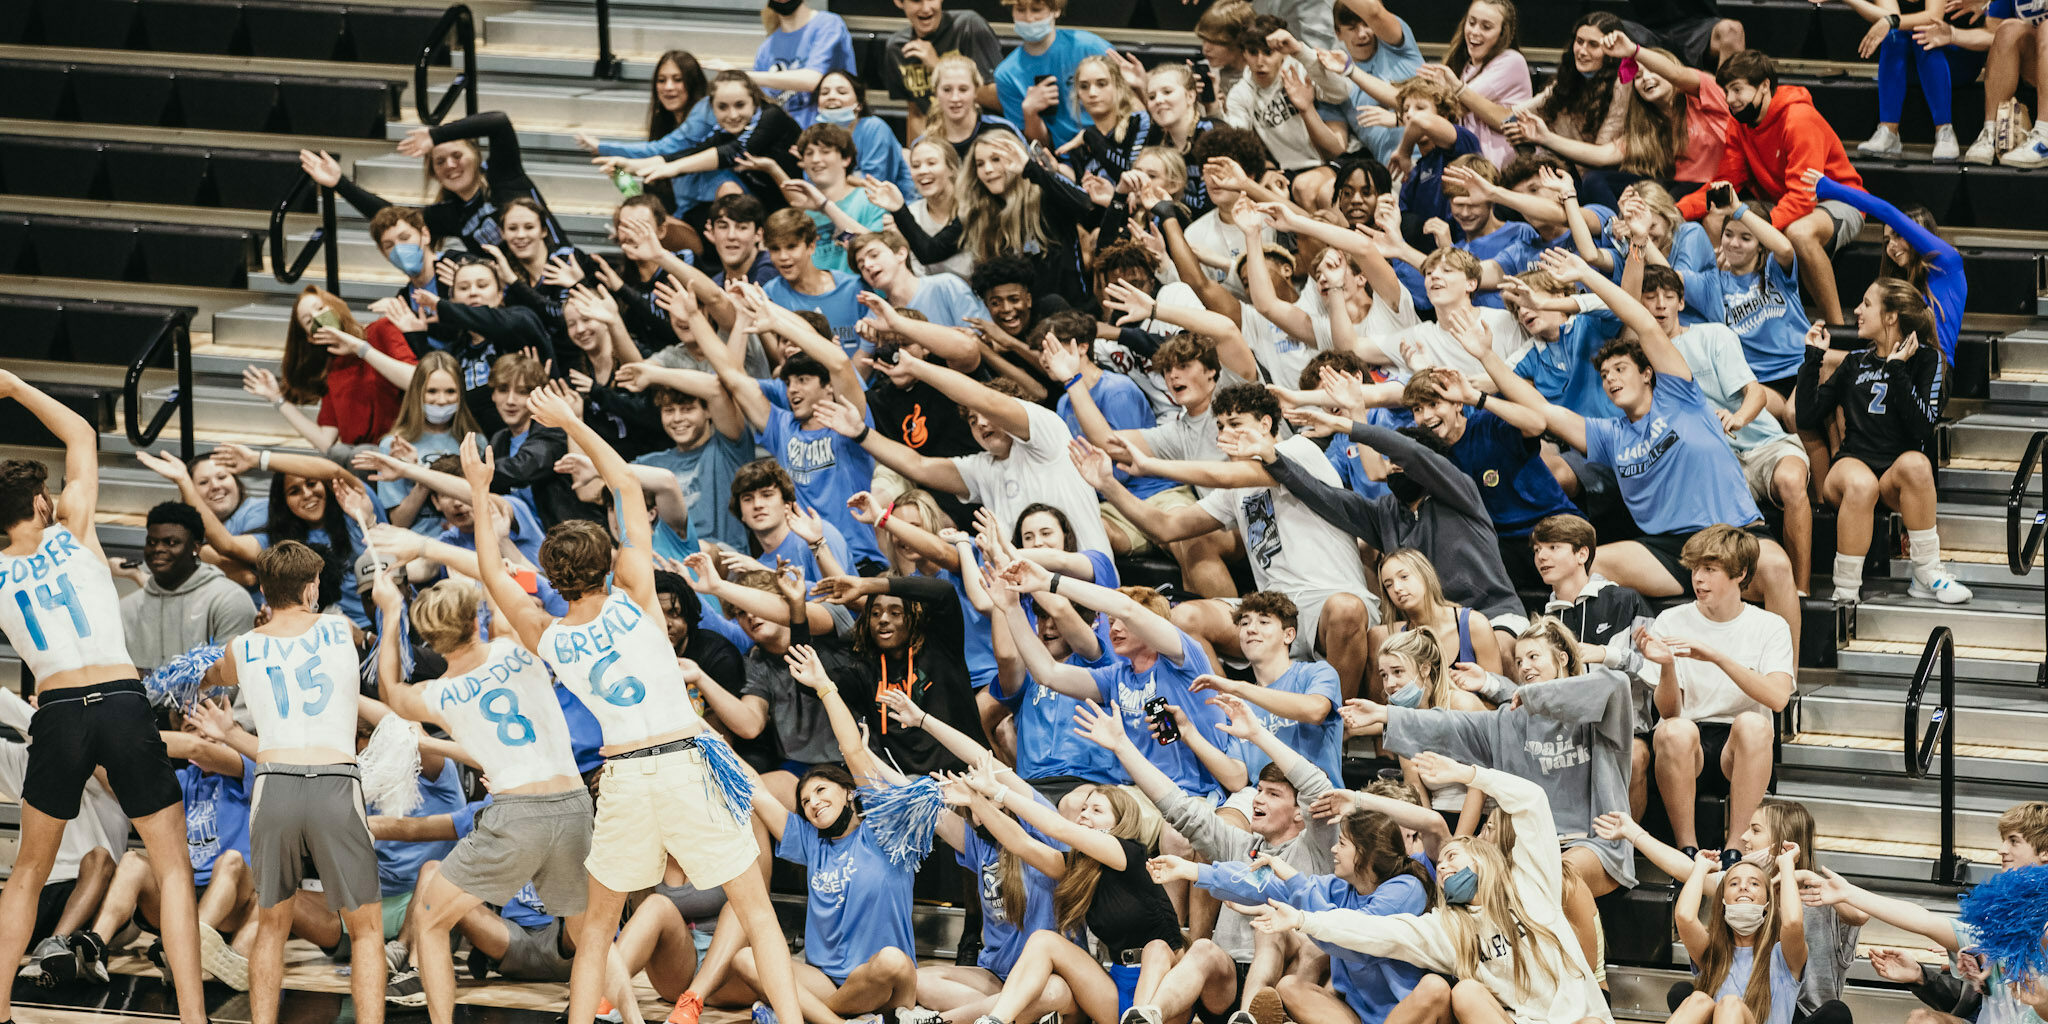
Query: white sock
1833 554 1865 595
1908 527 1944 579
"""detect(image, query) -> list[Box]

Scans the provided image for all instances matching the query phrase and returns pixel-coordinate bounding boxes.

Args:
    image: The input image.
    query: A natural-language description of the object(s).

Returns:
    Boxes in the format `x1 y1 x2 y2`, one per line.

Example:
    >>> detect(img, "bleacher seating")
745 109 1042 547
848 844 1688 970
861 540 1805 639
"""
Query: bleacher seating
0 58 402 137
0 0 448 65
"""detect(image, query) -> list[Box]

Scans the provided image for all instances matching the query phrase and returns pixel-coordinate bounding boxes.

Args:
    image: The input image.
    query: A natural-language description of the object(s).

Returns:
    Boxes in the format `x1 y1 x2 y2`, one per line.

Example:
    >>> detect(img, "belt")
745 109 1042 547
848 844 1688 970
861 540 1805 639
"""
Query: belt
606 735 701 762
255 763 361 780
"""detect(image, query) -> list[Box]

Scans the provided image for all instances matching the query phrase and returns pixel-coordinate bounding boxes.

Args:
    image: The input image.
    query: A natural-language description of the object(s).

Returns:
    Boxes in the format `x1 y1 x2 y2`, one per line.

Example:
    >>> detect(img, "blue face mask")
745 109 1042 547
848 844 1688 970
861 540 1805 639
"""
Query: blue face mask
387 243 427 277
1013 15 1054 42
1440 866 1478 905
816 105 857 125
1388 683 1424 709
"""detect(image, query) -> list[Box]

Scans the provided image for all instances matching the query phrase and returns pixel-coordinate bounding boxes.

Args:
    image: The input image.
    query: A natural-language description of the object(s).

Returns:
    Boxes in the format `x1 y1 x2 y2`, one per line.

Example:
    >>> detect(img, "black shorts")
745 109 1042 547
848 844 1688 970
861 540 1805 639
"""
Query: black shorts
1193 959 1253 1024
31 878 78 943
25 680 182 821
1635 523 1775 597
1695 721 1734 795
1835 451 1899 481
1759 374 1798 399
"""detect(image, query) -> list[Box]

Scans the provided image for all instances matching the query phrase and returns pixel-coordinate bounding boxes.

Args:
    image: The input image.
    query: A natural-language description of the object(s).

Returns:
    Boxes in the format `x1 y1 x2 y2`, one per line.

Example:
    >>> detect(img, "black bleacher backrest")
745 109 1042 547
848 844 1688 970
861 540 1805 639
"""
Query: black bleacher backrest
0 61 73 122
34 0 140 50
0 2 33 45
0 384 112 446
205 147 311 211
1953 332 1993 401
26 215 143 282
1597 884 1677 968
277 78 397 138
0 136 108 201
0 296 67 362
176 71 286 133
136 223 258 289
1963 167 2048 233
57 301 195 367
135 0 248 56
101 141 211 207
241 2 348 62
69 63 179 127
0 215 29 274
345 7 448 66
1850 161 1963 226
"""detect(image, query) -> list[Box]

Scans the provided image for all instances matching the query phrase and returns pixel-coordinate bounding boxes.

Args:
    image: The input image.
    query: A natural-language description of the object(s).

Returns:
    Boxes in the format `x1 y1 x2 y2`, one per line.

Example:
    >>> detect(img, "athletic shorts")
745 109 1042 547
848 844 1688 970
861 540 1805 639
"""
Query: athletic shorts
1193 960 1254 1024
24 679 182 820
1758 374 1798 398
440 788 594 915
499 917 574 982
586 740 759 894
382 893 411 940
1635 522 1775 596
1695 720 1735 795
1099 486 1201 556
658 879 727 921
32 878 79 943
249 764 378 911
1738 435 1809 507
1817 198 1867 256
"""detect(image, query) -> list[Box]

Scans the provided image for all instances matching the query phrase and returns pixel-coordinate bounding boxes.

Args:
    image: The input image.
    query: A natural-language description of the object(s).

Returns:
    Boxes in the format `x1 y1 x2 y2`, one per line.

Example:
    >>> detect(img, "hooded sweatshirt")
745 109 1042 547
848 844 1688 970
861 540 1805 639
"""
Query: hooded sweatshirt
1675 85 1864 230
120 563 259 675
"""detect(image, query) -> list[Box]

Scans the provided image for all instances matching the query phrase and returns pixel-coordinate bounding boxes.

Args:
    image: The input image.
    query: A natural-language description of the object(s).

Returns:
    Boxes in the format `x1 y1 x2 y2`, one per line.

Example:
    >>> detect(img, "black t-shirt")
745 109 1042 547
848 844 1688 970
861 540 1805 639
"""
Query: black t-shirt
866 372 982 460
882 11 1004 115
837 575 988 776
1086 837 1184 957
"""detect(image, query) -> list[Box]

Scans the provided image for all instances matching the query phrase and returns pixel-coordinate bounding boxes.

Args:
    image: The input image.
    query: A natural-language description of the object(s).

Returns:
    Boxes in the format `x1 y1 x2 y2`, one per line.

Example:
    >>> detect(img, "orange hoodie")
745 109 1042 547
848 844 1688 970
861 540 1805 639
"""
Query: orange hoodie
1676 84 1865 230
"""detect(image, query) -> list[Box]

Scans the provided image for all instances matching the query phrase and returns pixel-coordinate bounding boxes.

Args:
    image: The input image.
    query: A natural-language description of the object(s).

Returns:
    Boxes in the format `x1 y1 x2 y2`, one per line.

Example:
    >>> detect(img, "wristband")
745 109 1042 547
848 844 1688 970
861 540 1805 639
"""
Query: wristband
258 451 272 471
1047 571 1063 595
1729 205 1747 222
815 684 837 698
1887 12 1901 27
853 425 872 444
1064 373 1084 390
877 502 894 528
355 339 373 359
1475 392 1488 410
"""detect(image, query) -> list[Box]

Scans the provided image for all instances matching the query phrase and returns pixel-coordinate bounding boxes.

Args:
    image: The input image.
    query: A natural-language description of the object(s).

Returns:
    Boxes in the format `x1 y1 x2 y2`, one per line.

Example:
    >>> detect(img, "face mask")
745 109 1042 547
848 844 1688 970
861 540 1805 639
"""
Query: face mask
1729 96 1763 127
422 402 460 425
1386 472 1424 506
822 801 858 839
767 0 804 15
1440 866 1478 905
1013 15 1054 42
1389 683 1424 709
387 243 427 277
1723 902 1767 935
816 105 857 125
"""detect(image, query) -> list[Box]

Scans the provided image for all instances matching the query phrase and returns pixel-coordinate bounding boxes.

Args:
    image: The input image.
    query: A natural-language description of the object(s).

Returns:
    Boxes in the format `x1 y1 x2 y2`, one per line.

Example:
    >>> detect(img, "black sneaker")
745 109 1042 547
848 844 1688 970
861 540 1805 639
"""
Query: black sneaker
68 930 110 985
386 967 427 1008
467 943 497 982
144 939 170 983
27 934 73 988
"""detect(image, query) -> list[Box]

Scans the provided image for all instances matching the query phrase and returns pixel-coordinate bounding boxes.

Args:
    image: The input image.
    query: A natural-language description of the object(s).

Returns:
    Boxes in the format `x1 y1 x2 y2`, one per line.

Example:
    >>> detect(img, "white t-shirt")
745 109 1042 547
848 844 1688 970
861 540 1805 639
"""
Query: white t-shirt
1648 602 1796 724
1224 72 1325 172
1185 212 1277 298
1196 434 1372 600
1271 281 1423 390
1377 306 1528 379
953 403 1114 555
1102 282 1203 416
1672 322 1790 452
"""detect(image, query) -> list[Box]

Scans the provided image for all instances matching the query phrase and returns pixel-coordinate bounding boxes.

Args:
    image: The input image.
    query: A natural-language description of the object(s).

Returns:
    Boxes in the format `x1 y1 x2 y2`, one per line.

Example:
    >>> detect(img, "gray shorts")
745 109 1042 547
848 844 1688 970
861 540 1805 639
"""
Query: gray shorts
250 764 378 911
439 788 595 915
658 879 727 921
1818 198 1867 255
499 917 574 982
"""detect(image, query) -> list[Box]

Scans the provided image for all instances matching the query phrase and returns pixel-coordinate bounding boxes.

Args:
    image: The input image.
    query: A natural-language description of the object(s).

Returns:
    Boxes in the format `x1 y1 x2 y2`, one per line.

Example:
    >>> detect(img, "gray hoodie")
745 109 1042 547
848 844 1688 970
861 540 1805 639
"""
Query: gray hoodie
120 563 258 675
1384 667 1638 888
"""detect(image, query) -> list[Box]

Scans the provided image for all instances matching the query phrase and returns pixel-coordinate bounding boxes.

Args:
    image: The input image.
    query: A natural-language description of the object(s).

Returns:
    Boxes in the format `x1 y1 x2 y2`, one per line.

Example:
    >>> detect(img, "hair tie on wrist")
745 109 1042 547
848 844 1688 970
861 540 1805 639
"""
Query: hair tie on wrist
1064 372 1084 390
1047 571 1063 595
877 502 895 528
853 425 872 444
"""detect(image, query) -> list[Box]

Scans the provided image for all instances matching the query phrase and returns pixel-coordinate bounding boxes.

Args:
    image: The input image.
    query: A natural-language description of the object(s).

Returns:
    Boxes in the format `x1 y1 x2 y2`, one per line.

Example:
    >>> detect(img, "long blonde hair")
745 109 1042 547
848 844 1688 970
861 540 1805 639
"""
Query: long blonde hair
1692 862 1789 1024
386 351 482 444
1617 49 1687 178
880 488 950 575
1435 837 1585 994
1050 785 1148 934
1382 548 1453 627
1381 628 1455 710
1071 54 1141 133
956 132 1049 262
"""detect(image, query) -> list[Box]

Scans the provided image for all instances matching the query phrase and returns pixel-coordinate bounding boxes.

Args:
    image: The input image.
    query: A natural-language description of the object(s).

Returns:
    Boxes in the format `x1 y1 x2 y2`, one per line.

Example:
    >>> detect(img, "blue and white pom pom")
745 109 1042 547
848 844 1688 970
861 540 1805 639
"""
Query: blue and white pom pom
357 714 424 817
144 643 225 710
1957 864 2048 980
695 732 756 824
857 775 946 869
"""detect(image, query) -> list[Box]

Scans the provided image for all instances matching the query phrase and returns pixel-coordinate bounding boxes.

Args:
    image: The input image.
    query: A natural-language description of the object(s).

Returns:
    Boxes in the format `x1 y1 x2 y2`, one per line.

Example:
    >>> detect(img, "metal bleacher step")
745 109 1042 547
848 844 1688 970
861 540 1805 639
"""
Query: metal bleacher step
1775 773 2011 867
1849 593 2047 652
480 7 766 65
1839 638 2047 684
107 383 319 456
1794 670 2048 750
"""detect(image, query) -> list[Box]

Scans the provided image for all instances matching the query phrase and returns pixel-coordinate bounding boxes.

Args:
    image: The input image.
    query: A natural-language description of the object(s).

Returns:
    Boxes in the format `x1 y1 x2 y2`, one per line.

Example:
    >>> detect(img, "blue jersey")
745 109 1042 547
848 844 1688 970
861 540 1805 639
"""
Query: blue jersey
1701 253 1807 382
1513 311 1624 419
373 755 465 897
1089 630 1231 797
1449 408 1580 536
763 270 867 357
1197 863 1430 1023
777 812 917 983
757 379 882 568
753 12 856 128
1584 374 1761 535
989 615 1123 783
179 758 255 886
959 802 1066 978
1058 373 1170 499
1235 661 1344 787
993 29 1114 149
636 435 755 553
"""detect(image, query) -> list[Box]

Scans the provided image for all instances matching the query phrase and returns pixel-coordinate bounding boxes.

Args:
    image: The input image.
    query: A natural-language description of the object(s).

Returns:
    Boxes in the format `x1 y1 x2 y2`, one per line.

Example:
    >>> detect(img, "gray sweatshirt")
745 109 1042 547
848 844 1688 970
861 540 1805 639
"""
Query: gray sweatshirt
1153 748 1338 962
1383 667 1638 888
119 563 259 675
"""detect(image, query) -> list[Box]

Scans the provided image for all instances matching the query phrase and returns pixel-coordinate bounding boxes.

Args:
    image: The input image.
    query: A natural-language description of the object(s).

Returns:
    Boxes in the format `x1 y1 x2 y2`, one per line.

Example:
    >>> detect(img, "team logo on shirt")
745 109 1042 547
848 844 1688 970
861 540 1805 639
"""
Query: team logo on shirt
1241 493 1281 572
1115 676 1158 717
1482 469 1500 487
784 435 841 485
1523 735 1591 774
901 404 930 448
1615 419 1679 477
810 858 857 911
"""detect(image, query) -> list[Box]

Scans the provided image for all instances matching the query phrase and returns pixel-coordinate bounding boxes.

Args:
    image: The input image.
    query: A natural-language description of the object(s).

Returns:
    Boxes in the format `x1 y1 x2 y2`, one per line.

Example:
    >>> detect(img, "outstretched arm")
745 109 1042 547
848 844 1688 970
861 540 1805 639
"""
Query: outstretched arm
525 382 656 610
458 438 554 651
0 373 103 552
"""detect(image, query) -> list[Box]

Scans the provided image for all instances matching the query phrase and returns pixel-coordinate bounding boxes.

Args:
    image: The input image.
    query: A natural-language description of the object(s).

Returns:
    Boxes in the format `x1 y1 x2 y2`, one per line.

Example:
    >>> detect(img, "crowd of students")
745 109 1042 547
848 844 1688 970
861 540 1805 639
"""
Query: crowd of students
1 1 2045 1024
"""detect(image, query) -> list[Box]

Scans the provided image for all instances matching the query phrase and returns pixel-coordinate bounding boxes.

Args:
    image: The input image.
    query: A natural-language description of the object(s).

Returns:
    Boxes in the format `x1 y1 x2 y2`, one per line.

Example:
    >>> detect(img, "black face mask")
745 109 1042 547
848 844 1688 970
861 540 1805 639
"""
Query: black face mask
1387 471 1424 506
972 822 996 845
822 801 858 839
767 0 804 14
1729 95 1764 127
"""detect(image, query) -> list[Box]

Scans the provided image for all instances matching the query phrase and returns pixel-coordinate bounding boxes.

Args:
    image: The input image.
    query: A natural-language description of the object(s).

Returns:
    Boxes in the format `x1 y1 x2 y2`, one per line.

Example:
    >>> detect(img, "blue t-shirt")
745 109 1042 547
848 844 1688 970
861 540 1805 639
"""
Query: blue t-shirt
1089 630 1231 797
1462 221 1542 308
1584 374 1762 536
753 12 856 128
1398 127 1481 225
903 273 991 329
1708 945 1802 1024
988 614 1124 783
1324 432 1391 501
635 433 754 552
438 492 547 569
1450 407 1579 537
777 811 917 983
852 116 919 196
377 431 462 536
1235 661 1344 787
764 270 867 357
993 29 1114 148
761 519 854 585
179 757 255 886
1197 864 1430 1023
936 566 997 690
959 804 1066 978
225 497 268 536
1605 220 1717 325
757 379 882 568
1513 310 1625 420
805 189 888 274
372 755 466 897
1319 19 1424 162
1057 373 1170 499
1700 253 1807 383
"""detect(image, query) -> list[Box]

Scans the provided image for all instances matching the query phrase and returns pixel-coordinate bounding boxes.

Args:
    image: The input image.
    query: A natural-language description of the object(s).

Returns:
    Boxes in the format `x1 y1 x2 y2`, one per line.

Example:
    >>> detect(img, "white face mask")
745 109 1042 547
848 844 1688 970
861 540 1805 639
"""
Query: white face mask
423 402 460 425
1723 902 1767 936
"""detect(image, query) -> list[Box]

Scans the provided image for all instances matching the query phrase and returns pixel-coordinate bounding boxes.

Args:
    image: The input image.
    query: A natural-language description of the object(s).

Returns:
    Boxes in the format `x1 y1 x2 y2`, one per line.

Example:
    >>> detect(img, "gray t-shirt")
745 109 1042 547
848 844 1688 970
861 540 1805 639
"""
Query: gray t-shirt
1136 366 1249 496
649 336 772 379
1799 903 1860 1013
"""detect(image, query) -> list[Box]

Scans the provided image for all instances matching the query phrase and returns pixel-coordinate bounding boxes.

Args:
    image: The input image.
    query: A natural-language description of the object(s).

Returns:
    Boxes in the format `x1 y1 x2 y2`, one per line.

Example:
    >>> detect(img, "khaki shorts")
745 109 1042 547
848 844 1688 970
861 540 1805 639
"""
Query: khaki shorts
586 745 760 894
1738 435 1808 508
1099 486 1201 556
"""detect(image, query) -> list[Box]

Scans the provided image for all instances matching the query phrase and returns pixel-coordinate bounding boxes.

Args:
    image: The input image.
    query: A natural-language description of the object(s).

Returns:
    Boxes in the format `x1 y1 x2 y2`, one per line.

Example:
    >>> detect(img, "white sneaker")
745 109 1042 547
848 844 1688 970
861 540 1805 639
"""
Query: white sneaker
1831 584 1860 604
1964 125 2000 164
2000 125 2048 167
1909 571 1973 604
200 922 249 991
1858 124 1903 157
1932 125 1960 161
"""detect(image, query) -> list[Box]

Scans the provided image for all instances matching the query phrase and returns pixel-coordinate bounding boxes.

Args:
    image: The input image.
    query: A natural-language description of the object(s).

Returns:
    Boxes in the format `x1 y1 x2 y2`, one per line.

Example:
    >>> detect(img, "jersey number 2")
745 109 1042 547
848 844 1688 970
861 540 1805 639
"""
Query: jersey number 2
265 654 336 719
12 576 90 652
1867 382 1888 415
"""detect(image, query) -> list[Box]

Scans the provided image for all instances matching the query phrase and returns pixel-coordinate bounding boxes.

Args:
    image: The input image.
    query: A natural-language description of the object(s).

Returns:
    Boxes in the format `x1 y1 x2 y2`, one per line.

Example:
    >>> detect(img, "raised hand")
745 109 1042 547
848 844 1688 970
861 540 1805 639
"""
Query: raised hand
784 644 834 693
1068 438 1118 490
1592 811 1643 843
877 688 927 729
457 431 495 488
1249 900 1306 934
1339 697 1386 736
395 126 436 158
1071 700 1130 750
1145 854 1200 884
810 396 868 439
242 366 286 404
1410 751 1476 789
299 149 343 188
1208 692 1263 740
1000 556 1054 594
785 504 827 546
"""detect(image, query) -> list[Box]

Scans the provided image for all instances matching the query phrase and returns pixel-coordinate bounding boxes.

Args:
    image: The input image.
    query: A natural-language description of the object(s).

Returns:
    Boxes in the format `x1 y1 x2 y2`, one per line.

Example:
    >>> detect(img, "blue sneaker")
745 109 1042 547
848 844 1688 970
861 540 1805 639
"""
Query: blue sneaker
2001 125 2048 168
752 1002 780 1024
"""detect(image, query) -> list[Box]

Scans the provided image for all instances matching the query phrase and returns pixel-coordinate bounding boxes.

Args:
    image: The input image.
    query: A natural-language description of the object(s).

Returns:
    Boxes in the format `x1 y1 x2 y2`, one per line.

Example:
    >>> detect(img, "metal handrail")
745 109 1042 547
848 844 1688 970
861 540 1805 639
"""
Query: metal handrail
594 0 621 79
415 4 478 126
268 172 339 294
122 314 195 462
2006 430 2048 686
1903 627 1967 885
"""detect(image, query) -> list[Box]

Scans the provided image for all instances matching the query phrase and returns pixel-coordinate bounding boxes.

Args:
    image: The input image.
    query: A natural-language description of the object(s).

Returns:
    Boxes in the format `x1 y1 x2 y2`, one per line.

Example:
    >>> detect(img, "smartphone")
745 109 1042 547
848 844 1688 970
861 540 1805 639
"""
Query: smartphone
874 342 903 366
1191 58 1217 107
1709 182 1736 209
1144 696 1180 745
1035 73 1057 89
312 307 341 331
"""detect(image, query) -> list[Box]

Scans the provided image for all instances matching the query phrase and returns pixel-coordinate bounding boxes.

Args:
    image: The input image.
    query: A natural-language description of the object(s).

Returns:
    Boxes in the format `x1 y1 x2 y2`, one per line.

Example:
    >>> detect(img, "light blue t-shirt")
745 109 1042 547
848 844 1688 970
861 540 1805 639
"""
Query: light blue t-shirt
993 29 1113 149
1700 253 1807 383
1057 372 1170 499
179 757 255 887
1234 661 1344 787
757 379 882 568
1513 310 1625 420
1463 221 1542 307
1584 373 1762 536
805 189 888 274
777 811 916 983
753 12 856 128
988 612 1124 783
635 432 754 552
377 431 462 536
959 804 1066 978
852 115 919 196
437 492 547 569
936 566 997 690
903 272 991 329
1324 432 1391 501
1198 864 1430 1023
1089 630 1232 797
1318 18 1423 162
372 756 465 897
761 519 854 586
1605 219 1717 325
764 270 867 358
1708 945 1802 1024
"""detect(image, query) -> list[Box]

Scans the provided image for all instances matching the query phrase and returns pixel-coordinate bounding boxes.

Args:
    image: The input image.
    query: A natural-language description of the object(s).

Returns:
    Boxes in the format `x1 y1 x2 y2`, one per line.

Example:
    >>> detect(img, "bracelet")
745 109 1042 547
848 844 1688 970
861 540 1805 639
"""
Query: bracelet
268 397 286 409
1887 12 1901 28
1729 205 1747 222
918 712 930 728
1475 392 1488 410
258 451 272 471
878 502 895 528
1064 373 1084 390
1047 571 1063 595
354 339 373 359
815 684 837 698
853 425 871 444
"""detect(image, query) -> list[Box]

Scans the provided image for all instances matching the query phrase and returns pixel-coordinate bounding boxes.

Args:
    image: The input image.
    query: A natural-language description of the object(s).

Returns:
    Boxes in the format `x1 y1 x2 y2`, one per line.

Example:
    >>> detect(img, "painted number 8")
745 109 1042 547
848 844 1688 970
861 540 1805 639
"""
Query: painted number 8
479 688 536 746
587 652 646 707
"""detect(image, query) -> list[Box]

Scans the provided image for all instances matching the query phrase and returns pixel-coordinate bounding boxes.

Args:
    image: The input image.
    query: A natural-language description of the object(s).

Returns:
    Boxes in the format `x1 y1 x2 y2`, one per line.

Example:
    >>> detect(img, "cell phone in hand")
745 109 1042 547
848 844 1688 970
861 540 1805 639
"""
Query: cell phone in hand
1191 58 1217 106
312 307 342 331
1036 73 1058 89
1709 183 1735 209
1144 696 1180 745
